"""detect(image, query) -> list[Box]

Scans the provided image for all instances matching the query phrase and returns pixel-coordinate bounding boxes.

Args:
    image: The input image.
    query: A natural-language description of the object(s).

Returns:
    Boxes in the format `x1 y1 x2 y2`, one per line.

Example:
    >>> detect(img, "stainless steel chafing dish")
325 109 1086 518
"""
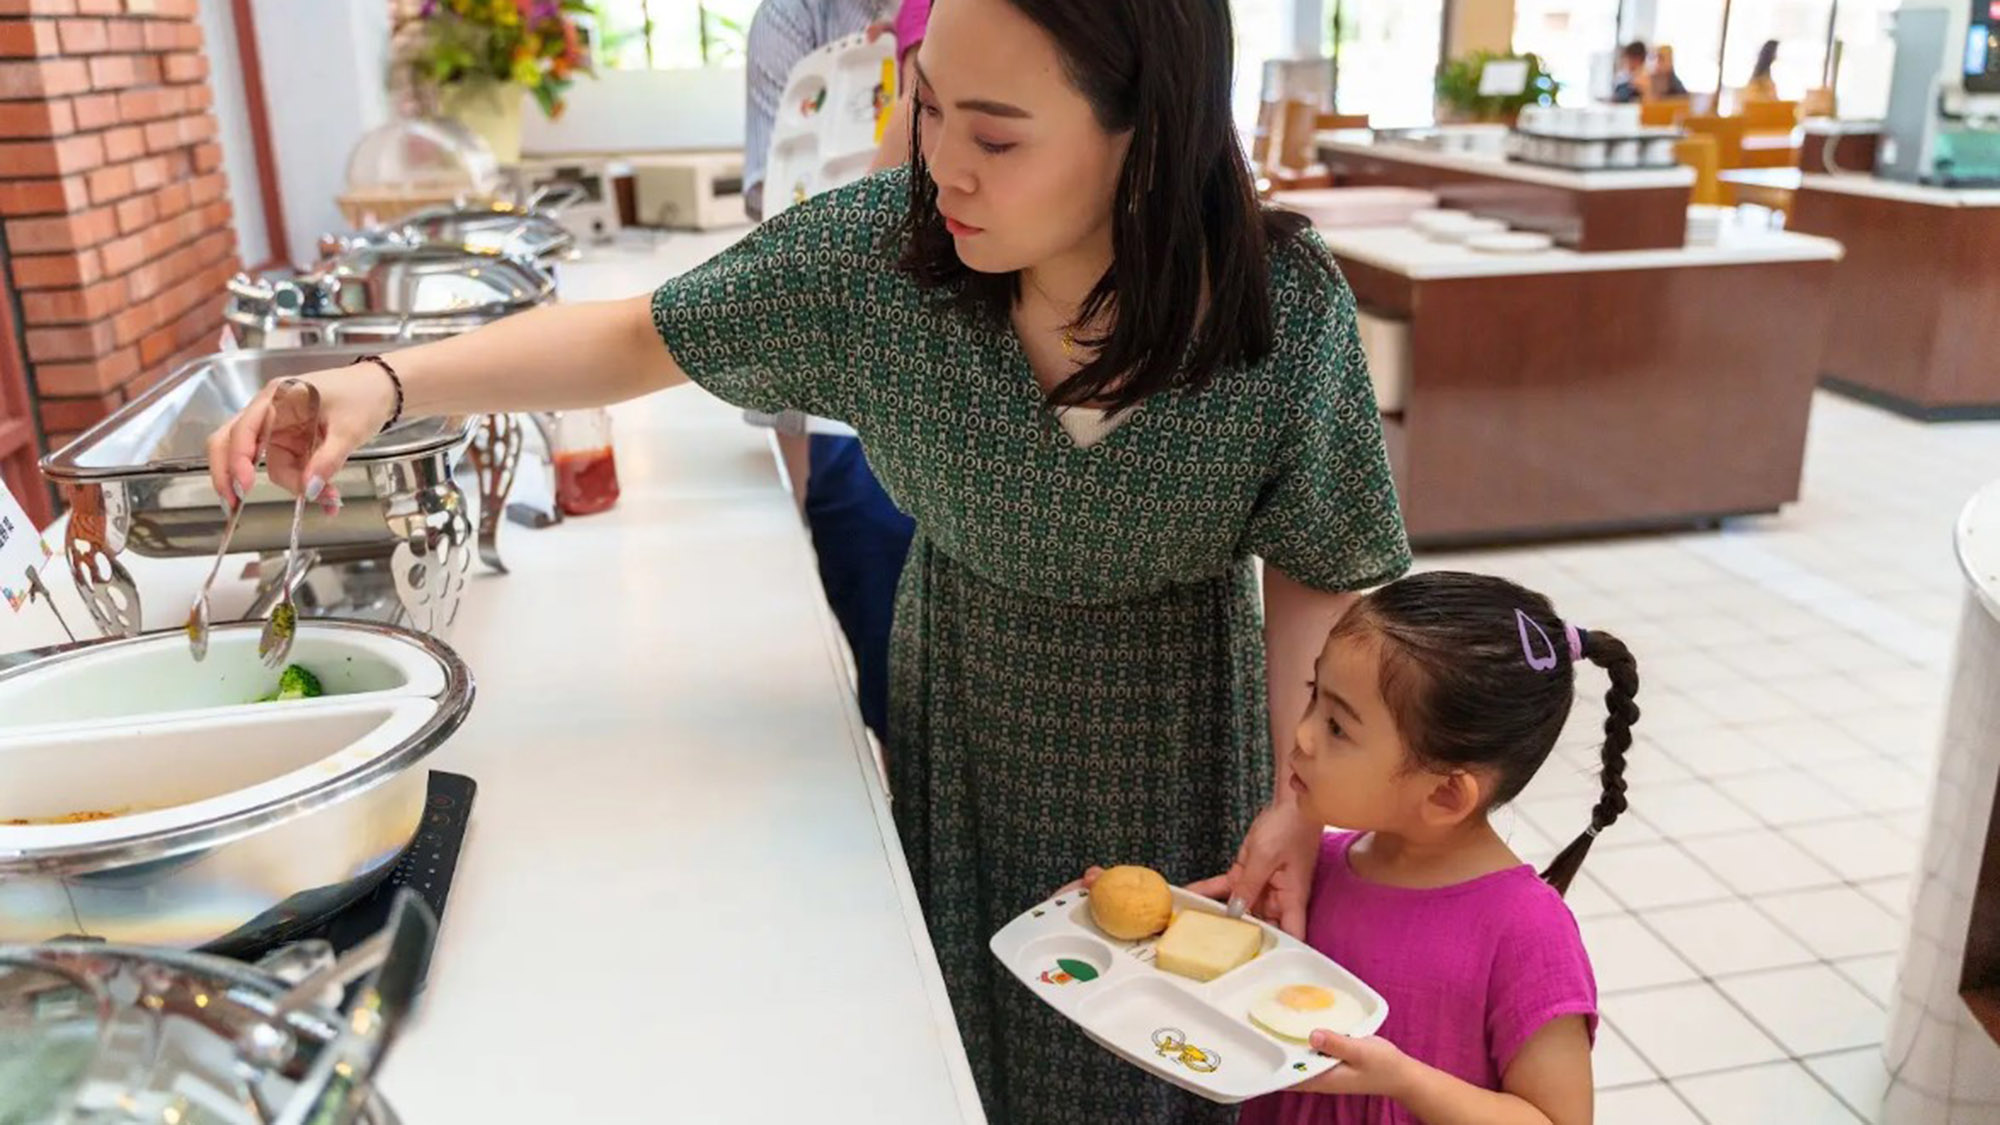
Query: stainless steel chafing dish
42 346 476 639
406 203 576 263
224 244 553 351
219 233 562 581
0 619 472 951
313 209 574 274
1 889 435 1125
316 183 585 269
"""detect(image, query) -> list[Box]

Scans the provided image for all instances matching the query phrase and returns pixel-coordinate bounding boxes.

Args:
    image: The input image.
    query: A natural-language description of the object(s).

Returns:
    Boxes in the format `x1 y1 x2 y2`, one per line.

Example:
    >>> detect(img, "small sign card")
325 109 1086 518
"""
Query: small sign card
0 477 53 612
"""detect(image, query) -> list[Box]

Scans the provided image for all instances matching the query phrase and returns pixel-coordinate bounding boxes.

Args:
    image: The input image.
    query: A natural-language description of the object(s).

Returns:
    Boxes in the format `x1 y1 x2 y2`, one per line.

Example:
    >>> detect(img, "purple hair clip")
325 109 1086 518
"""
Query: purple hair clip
1517 611 1585 671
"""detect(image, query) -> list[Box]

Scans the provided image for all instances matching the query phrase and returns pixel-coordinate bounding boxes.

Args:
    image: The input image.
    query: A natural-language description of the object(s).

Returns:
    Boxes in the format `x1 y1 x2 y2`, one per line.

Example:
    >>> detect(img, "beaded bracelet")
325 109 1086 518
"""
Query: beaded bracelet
351 355 404 433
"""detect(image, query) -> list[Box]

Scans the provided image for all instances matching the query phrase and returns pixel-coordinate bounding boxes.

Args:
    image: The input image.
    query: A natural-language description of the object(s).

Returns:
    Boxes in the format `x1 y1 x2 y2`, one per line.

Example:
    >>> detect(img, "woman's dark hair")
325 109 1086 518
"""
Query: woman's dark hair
898 0 1317 414
1621 40 1649 66
1334 571 1641 896
1752 39 1779 81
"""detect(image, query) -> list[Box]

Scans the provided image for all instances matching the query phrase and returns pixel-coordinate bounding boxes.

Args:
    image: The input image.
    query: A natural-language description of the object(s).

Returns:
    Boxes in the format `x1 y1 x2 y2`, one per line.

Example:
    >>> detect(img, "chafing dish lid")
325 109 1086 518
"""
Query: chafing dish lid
228 244 551 325
0 929 414 1125
42 345 473 482
393 204 577 264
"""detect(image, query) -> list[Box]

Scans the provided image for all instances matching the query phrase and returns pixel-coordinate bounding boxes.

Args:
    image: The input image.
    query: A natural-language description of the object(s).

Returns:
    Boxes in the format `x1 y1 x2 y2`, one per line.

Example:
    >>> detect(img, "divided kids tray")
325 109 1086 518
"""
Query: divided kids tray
991 885 1390 1104
764 30 899 220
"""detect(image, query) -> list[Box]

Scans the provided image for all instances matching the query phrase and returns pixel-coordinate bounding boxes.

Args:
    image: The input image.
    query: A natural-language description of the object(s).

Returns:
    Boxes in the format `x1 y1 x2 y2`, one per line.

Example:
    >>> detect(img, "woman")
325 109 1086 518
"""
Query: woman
1649 44 1689 100
1745 39 1780 102
207 0 1409 1120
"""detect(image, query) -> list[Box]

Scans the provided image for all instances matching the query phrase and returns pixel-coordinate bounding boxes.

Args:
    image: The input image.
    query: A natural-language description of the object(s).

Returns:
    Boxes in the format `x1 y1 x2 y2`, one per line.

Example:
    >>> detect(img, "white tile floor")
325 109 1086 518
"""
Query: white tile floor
1418 391 2000 1123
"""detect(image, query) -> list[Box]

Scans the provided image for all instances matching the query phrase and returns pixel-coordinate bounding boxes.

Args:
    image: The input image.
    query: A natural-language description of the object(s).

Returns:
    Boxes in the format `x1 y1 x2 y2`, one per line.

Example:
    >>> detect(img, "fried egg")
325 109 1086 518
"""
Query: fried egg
1247 982 1356 1043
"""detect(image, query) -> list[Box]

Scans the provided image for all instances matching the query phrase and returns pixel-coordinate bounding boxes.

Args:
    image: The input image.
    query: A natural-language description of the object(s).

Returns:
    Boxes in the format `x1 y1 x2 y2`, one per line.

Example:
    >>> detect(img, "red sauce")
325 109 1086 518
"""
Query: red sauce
554 447 621 516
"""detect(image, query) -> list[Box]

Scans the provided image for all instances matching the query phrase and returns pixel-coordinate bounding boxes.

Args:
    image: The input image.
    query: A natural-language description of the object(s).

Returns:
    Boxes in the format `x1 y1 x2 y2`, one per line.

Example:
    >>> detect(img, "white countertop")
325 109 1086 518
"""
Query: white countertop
1741 132 1799 152
1315 220 1843 281
1958 478 2000 624
1799 172 2000 208
0 232 986 1124
1801 117 1883 136
1316 132 1695 193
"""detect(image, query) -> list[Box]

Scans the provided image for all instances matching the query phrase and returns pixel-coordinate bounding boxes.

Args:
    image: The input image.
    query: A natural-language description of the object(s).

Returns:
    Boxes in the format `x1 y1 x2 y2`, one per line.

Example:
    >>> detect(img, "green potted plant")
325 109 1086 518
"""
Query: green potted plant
403 0 596 163
1435 50 1559 125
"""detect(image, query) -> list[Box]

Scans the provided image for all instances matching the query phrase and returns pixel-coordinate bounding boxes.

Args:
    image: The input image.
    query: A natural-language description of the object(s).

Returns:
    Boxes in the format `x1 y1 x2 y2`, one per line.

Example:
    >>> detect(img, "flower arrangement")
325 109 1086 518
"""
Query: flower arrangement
407 0 595 118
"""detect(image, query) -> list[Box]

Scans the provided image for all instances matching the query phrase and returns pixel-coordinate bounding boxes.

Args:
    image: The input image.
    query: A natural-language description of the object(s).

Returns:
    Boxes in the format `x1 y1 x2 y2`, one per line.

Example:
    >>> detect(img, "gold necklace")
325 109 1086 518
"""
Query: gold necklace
1026 273 1085 361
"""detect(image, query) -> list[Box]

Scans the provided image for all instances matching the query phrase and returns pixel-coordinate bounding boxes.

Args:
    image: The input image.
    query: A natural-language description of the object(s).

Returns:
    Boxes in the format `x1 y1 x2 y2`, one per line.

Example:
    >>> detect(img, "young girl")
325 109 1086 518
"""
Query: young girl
1238 569 1639 1125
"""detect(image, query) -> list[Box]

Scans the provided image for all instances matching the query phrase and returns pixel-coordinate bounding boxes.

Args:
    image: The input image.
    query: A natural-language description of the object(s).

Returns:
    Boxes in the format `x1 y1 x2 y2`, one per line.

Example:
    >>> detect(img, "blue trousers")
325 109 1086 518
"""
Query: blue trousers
803 434 914 741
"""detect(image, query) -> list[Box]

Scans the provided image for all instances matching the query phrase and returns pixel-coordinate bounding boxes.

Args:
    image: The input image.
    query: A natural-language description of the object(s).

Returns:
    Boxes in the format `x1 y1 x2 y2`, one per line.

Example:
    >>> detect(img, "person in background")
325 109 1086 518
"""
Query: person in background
1610 40 1649 104
740 0 885 504
1649 44 1689 100
740 0 916 744
742 0 888 223
1744 39 1781 102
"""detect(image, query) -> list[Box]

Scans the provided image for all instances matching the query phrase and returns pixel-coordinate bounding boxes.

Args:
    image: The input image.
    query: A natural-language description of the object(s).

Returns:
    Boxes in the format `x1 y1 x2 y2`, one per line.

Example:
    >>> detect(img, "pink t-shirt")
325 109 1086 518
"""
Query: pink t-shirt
893 0 930 61
1241 832 1598 1125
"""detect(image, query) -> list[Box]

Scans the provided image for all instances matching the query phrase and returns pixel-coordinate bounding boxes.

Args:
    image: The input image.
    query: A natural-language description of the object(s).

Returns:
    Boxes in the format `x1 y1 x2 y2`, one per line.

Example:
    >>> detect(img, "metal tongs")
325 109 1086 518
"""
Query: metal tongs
258 380 321 670
187 408 278 661
186 379 324 666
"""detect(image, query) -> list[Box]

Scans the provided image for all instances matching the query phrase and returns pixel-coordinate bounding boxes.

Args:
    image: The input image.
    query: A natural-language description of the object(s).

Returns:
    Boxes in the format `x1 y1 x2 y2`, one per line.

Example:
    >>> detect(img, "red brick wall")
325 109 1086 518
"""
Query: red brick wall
0 0 240 461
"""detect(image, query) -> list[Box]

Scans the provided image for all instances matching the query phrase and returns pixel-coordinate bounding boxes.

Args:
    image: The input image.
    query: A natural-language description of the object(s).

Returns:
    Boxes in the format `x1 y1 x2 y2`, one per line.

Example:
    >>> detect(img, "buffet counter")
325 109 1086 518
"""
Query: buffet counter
0 235 986 1124
1792 173 2000 420
1315 131 1695 252
1317 219 1843 547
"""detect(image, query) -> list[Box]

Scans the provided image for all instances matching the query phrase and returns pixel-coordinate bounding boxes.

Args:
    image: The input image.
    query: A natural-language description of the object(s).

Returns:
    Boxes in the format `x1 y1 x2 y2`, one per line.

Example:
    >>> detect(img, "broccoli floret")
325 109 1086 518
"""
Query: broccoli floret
275 665 323 699
255 665 324 703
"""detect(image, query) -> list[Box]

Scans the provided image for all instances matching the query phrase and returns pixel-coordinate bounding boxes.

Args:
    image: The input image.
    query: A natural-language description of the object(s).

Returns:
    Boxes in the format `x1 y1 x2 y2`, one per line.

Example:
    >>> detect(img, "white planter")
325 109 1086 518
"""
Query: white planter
1882 478 2000 1123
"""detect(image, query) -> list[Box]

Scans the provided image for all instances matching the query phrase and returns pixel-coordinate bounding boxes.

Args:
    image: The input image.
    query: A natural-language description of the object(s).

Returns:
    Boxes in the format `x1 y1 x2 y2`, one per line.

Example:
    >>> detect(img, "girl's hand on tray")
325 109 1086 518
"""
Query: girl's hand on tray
1287 1032 1417 1098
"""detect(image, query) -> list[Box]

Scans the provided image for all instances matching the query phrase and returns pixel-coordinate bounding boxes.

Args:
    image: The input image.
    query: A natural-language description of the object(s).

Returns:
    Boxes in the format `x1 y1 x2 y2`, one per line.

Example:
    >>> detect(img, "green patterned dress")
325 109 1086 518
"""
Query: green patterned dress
653 170 1410 1125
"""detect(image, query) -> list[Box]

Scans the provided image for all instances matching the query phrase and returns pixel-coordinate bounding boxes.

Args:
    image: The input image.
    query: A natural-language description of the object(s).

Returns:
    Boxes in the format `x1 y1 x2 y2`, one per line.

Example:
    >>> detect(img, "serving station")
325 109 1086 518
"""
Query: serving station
0 211 984 1121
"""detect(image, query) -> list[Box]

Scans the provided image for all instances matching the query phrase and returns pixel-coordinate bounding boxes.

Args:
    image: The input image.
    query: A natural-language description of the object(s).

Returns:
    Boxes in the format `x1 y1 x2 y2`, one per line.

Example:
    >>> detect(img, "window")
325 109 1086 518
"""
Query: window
1717 0 1834 104
593 0 756 70
1234 0 1291 125
1328 0 1445 128
1652 0 1729 97
594 0 1305 110
1628 0 1857 108
1830 0 1898 119
1513 0 1623 104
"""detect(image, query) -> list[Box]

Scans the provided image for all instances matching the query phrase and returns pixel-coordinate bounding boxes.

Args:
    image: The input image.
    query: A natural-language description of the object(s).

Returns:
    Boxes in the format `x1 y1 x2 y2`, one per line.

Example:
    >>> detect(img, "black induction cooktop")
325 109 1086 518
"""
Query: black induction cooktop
218 770 475 992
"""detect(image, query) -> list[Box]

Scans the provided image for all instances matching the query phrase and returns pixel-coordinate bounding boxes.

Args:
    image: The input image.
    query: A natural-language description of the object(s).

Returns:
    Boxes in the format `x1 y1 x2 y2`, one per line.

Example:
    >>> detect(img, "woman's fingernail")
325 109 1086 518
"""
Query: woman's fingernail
304 475 324 501
233 479 248 501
